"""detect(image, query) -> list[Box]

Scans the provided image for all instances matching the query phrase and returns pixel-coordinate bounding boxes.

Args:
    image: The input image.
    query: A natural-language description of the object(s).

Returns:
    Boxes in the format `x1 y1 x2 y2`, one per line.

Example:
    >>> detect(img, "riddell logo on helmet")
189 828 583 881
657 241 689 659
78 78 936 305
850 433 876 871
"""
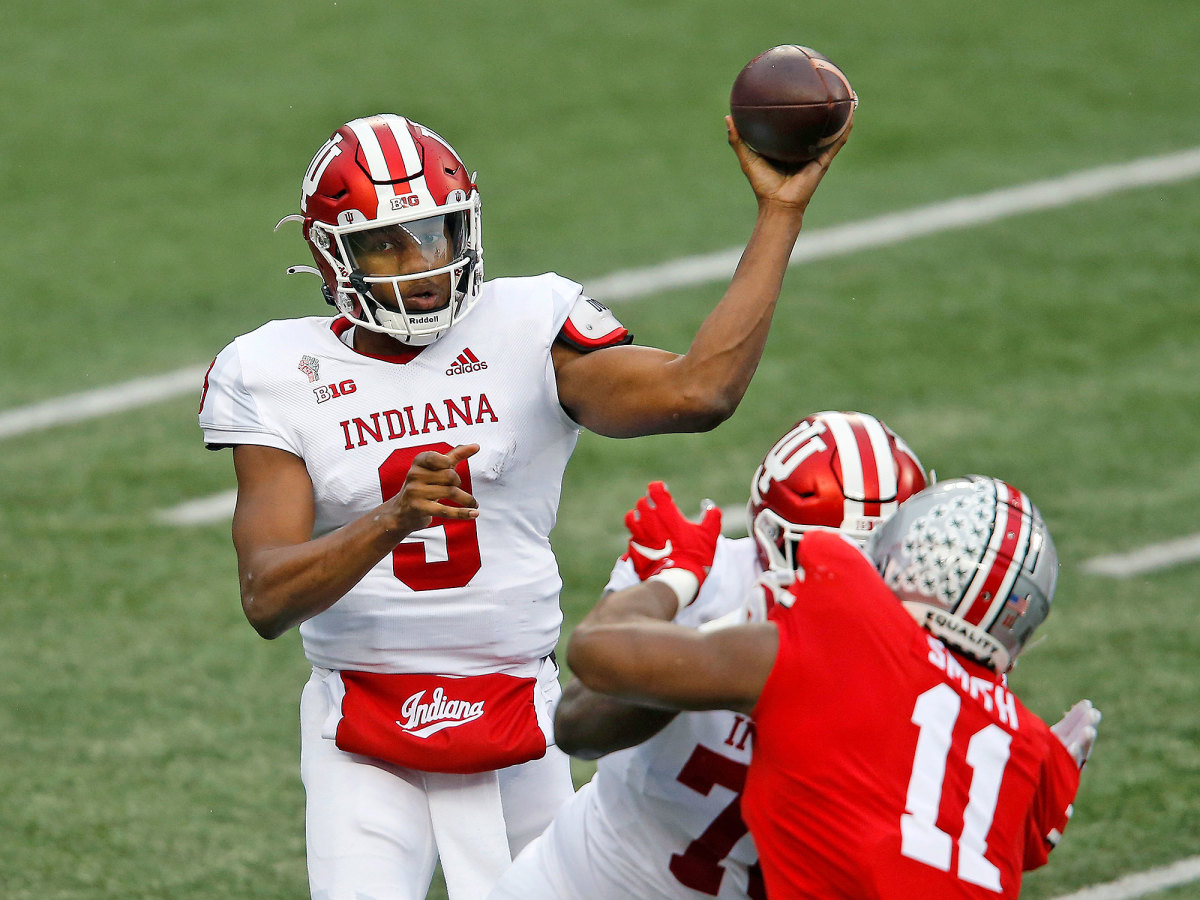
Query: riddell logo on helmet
446 348 488 376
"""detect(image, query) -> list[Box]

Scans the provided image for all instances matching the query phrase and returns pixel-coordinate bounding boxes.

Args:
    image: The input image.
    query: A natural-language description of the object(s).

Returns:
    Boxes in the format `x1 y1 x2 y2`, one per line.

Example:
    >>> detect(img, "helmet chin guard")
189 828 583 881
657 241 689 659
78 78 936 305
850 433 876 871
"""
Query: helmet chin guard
289 114 484 346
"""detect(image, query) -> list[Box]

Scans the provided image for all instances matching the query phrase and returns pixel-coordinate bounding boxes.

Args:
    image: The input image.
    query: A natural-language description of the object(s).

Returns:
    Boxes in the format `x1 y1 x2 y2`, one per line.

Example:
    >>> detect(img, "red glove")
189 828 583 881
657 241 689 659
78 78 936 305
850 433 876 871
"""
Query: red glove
623 481 722 588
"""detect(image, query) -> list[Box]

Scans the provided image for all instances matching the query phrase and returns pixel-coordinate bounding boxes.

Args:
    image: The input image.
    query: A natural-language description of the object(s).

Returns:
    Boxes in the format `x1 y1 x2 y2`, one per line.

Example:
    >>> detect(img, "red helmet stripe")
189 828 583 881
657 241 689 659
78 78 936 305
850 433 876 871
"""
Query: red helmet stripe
865 415 904 522
370 119 406 181
959 484 1030 626
823 412 892 522
370 117 418 194
848 415 882 516
345 118 397 208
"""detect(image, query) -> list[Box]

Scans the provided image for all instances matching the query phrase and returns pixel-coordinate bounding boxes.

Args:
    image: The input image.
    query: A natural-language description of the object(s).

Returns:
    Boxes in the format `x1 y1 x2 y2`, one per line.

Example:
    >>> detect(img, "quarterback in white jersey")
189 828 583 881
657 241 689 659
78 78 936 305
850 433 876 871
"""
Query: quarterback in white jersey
199 112 852 900
202 274 591 677
489 412 927 900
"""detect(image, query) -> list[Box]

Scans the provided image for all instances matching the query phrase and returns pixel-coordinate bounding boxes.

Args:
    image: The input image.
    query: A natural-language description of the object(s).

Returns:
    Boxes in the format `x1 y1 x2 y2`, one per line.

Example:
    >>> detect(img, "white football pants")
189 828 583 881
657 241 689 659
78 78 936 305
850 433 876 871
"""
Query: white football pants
299 660 574 900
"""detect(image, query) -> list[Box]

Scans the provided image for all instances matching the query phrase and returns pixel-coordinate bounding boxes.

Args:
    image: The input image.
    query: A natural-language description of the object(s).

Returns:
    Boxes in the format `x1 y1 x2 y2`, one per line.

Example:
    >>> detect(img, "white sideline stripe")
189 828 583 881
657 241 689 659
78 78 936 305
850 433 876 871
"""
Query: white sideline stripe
588 145 1200 300
0 365 211 441
5 145 1200 447
156 489 237 526
1080 533 1200 578
1050 855 1200 900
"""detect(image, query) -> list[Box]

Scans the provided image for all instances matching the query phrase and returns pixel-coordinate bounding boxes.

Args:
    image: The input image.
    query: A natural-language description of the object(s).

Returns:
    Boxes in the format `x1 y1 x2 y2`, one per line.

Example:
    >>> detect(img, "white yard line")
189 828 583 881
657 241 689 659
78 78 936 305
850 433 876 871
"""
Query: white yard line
0 364 211 441
587 145 1200 300
155 489 237 526
1051 855 1200 900
1080 533 1200 578
5 145 1200 447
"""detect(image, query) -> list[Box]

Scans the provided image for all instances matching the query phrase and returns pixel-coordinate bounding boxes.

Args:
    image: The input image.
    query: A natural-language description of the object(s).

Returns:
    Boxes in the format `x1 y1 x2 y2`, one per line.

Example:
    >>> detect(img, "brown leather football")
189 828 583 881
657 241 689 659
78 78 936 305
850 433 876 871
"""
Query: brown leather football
730 45 855 168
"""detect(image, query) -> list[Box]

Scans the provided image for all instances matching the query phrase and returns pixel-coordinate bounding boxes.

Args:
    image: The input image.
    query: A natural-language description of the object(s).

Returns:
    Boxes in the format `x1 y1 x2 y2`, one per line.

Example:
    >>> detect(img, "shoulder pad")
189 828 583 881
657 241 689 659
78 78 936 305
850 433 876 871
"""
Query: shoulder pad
557 295 633 352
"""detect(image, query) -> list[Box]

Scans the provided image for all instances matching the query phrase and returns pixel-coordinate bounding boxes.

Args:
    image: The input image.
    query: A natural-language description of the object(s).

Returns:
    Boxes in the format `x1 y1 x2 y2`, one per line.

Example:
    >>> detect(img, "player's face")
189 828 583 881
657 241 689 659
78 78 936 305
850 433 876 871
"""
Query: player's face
346 217 454 313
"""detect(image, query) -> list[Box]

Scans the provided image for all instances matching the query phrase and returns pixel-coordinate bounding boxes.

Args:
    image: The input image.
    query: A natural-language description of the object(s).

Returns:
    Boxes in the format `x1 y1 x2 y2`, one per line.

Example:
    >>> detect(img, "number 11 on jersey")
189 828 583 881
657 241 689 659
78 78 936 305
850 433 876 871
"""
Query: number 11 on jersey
900 683 1011 892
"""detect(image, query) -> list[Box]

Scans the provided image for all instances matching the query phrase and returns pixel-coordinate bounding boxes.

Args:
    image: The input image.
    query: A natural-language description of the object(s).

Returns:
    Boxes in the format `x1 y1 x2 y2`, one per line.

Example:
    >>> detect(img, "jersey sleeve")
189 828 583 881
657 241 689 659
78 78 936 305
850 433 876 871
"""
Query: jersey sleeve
603 554 639 594
1022 730 1083 871
556 293 633 352
198 340 301 455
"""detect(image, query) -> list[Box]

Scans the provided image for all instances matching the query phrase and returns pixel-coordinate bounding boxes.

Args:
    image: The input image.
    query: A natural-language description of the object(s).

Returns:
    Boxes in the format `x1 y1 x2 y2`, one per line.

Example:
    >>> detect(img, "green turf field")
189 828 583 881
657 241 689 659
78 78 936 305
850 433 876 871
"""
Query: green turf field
3 1 1199 897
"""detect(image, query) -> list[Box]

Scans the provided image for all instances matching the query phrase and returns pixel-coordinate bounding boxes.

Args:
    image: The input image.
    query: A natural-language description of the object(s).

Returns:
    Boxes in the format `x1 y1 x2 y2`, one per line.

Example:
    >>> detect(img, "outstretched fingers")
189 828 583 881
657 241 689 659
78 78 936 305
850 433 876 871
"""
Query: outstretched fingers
645 481 687 522
1050 699 1102 769
726 116 764 183
412 442 481 473
698 499 723 537
809 111 854 171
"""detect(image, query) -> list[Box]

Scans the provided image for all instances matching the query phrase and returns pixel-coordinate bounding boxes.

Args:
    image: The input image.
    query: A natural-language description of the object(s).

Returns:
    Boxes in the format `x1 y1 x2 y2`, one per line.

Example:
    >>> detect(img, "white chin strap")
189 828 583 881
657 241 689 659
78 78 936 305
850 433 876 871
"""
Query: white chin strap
335 293 453 346
902 602 1011 673
371 300 455 346
334 276 464 346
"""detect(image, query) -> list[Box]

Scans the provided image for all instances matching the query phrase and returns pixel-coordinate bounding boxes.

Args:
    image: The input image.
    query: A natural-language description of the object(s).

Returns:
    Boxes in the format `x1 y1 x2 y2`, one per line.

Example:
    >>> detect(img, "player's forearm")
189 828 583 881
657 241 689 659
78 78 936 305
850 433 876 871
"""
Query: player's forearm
554 677 680 759
671 204 806 423
567 582 687 700
238 508 409 639
579 580 680 629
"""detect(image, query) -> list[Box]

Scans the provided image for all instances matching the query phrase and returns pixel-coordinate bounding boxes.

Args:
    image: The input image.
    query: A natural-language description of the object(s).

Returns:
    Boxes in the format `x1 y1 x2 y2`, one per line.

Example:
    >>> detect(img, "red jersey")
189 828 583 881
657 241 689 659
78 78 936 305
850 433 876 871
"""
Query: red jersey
743 532 1080 899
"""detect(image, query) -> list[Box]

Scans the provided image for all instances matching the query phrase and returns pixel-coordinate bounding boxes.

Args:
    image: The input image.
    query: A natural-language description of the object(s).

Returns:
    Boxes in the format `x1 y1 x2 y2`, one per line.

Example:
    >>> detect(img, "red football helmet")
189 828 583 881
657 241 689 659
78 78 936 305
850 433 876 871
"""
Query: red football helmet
747 411 928 571
282 114 484 346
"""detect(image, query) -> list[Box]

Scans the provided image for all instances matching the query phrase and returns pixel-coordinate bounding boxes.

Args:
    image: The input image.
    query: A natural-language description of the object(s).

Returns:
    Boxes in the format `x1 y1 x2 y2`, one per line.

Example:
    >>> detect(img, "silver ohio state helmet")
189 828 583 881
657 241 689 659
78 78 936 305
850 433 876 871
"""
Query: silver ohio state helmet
865 475 1058 673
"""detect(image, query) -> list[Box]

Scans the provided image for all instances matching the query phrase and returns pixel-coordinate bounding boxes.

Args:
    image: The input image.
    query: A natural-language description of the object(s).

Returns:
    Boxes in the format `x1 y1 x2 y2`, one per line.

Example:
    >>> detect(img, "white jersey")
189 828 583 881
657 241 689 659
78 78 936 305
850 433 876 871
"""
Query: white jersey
200 273 591 676
489 536 767 900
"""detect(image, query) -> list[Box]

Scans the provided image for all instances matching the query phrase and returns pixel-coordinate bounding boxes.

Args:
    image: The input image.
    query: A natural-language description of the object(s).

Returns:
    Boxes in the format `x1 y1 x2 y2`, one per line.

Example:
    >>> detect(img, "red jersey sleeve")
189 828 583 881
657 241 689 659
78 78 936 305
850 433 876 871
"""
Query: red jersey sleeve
1023 733 1082 870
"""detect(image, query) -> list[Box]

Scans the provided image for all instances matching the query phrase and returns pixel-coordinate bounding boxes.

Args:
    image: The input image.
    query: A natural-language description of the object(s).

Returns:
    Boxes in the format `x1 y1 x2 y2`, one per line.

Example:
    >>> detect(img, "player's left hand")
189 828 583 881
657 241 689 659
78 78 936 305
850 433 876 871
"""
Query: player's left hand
1050 699 1102 769
623 481 722 585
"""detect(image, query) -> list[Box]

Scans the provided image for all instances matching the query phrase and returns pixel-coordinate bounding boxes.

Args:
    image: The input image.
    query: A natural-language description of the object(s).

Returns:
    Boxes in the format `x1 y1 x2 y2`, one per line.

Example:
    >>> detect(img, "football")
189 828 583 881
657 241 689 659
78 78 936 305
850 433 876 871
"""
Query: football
730 45 856 168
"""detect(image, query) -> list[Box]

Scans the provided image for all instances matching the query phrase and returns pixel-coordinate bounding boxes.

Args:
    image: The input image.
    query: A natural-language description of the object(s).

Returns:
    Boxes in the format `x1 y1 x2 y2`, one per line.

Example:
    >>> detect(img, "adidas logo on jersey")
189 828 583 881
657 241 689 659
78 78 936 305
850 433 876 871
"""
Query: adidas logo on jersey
396 687 485 738
445 347 488 376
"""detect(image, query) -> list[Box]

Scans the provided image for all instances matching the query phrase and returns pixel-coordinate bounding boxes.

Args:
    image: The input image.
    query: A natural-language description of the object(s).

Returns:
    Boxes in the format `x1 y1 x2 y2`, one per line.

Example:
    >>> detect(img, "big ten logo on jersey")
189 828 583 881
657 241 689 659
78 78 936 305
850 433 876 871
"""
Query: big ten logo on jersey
389 194 420 211
314 380 357 404
752 418 828 501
